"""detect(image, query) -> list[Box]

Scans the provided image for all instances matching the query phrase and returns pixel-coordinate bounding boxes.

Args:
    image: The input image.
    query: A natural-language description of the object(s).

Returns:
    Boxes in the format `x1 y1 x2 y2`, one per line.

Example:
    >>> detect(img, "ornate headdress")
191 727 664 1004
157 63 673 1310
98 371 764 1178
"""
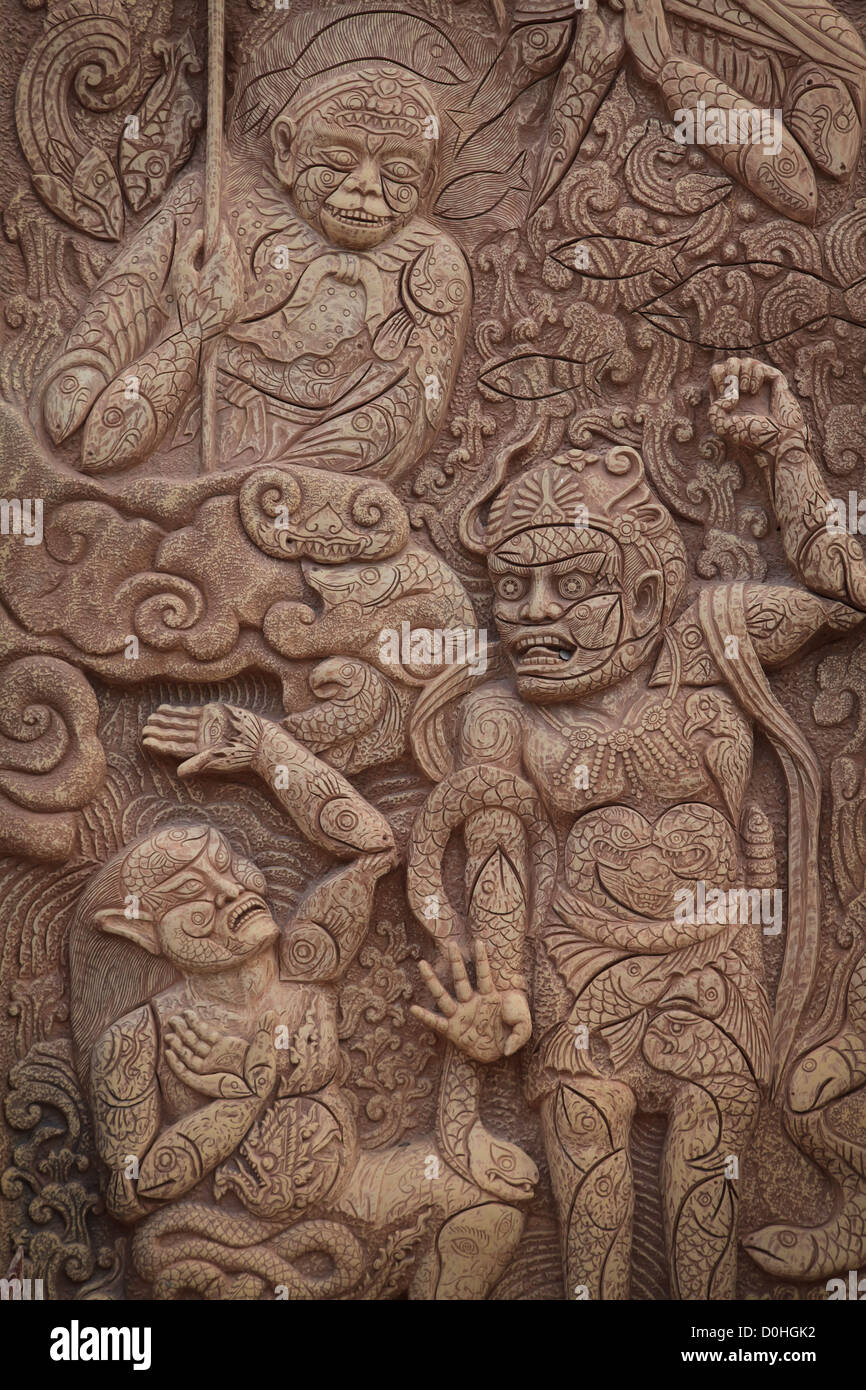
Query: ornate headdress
463 440 687 626
229 7 453 145
289 65 438 142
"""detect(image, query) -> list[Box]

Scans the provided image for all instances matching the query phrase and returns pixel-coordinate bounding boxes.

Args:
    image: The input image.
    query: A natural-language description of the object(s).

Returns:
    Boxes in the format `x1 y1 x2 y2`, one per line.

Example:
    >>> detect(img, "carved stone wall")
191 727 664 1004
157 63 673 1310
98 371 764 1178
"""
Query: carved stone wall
2 0 866 1302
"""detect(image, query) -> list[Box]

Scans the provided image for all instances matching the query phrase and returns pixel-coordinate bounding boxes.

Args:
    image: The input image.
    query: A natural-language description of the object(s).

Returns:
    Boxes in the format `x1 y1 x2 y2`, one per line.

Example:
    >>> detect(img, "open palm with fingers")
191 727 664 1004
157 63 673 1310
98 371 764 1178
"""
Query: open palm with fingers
410 939 532 1063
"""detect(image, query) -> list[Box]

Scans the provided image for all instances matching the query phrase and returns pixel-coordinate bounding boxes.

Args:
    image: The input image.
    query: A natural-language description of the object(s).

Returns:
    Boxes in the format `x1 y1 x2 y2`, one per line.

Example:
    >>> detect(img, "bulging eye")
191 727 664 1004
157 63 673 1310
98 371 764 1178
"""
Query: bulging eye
558 573 588 600
384 161 414 180
323 148 355 170
174 877 202 897
495 574 525 601
103 407 125 427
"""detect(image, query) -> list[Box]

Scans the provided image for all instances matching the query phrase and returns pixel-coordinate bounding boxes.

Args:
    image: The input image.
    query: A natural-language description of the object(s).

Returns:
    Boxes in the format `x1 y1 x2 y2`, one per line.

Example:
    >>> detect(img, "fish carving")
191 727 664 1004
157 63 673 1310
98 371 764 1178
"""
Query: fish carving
119 34 203 213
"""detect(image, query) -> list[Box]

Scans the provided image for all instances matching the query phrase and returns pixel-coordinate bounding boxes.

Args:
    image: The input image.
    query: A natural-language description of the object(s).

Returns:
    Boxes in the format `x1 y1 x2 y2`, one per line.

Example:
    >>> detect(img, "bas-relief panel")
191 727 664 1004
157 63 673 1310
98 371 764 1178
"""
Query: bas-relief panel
1 0 866 1301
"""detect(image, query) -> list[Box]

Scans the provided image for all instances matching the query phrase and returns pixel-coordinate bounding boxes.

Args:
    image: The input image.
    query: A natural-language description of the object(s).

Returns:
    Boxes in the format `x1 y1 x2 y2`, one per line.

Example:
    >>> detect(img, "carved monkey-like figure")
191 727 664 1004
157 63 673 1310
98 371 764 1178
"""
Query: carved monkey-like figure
406 357 866 1298
86 710 535 1298
41 62 471 478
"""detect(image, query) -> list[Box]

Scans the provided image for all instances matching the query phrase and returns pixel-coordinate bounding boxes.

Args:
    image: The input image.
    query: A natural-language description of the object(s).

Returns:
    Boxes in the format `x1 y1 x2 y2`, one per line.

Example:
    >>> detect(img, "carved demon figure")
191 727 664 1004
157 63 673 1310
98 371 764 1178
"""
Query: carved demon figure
405 357 866 1299
40 59 470 477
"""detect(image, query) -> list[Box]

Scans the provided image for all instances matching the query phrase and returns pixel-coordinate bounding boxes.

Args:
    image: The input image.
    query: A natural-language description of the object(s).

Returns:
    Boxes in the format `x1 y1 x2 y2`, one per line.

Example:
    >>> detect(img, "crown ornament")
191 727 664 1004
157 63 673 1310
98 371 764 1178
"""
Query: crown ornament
291 66 438 140
484 446 667 549
461 435 687 625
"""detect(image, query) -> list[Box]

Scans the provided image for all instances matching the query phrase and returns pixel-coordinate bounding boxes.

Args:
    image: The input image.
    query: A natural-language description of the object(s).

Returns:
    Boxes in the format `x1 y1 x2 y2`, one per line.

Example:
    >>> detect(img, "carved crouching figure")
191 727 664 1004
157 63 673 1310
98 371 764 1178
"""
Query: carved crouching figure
40 60 471 478
70 713 536 1298
406 358 866 1298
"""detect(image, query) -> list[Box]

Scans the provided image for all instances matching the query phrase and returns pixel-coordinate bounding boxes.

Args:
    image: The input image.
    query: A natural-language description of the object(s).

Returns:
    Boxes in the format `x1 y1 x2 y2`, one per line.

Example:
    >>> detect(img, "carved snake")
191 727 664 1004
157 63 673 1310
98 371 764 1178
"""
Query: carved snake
406 764 557 940
744 953 866 1281
132 1203 366 1300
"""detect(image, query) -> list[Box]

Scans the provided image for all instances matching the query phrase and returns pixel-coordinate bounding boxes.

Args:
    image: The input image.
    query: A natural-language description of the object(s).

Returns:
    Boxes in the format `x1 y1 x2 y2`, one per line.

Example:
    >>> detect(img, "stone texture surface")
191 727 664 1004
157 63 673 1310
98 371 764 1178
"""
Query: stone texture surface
2 0 866 1301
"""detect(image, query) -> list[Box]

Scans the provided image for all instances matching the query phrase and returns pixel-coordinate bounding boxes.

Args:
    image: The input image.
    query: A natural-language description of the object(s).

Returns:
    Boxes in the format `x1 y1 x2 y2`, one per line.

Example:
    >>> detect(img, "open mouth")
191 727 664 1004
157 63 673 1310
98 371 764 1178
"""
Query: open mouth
306 541 366 562
227 896 269 934
511 633 575 668
327 207 390 227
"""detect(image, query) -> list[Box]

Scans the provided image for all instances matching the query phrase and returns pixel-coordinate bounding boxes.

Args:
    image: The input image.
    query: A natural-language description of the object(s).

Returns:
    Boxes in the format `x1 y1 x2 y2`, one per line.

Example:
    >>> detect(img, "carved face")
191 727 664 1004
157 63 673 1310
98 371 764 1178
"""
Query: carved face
147 829 277 973
273 78 437 250
491 525 664 702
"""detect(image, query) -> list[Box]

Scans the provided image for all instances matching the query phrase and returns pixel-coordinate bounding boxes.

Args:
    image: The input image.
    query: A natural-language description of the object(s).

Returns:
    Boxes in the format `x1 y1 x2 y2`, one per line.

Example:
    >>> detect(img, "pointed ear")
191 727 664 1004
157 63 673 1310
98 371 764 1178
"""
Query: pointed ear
92 907 160 955
271 116 296 170
632 568 664 638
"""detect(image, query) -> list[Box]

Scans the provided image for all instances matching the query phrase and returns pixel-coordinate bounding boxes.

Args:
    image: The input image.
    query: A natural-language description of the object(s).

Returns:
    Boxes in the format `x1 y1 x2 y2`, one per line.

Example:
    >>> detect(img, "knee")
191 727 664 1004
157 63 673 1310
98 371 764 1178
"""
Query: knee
550 1078 636 1149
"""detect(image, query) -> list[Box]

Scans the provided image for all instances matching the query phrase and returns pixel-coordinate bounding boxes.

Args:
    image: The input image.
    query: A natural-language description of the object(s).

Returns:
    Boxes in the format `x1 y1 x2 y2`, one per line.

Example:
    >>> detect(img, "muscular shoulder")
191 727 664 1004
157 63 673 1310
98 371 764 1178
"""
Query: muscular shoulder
381 222 471 314
457 682 525 769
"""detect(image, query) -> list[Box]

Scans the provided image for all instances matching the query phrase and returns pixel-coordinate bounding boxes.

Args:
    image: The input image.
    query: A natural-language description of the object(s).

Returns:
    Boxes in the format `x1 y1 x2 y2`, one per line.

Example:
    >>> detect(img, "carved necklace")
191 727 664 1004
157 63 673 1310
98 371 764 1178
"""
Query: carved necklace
548 637 697 791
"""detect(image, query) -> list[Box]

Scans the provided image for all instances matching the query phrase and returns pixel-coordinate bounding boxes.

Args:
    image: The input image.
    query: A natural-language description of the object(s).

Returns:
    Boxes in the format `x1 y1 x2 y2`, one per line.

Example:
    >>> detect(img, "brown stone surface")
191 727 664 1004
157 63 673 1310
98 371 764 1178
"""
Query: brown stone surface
2 0 866 1302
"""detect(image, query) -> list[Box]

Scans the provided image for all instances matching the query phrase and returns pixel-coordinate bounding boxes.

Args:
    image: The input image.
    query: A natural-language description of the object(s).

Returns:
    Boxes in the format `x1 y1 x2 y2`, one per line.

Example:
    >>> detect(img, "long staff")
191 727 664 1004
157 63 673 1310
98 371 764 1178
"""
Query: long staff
200 0 224 473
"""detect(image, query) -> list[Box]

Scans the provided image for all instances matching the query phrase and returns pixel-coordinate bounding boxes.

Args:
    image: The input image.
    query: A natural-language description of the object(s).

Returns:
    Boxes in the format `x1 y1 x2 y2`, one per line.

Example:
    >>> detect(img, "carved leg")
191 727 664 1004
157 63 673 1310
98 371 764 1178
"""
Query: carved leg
540 1077 635 1300
744 955 866 1282
662 1079 760 1300
340 1142 528 1300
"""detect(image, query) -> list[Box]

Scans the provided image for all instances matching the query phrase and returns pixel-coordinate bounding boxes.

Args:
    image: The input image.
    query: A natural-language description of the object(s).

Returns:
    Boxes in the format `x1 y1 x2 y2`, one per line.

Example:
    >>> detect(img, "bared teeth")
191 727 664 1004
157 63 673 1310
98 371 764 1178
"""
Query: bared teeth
513 634 575 665
228 898 266 932
514 634 573 653
331 208 388 225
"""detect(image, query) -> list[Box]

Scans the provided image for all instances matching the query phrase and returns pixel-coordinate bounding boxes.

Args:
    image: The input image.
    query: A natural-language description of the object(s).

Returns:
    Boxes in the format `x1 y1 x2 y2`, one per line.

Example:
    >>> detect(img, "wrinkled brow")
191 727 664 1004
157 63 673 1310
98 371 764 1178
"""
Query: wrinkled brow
489 548 612 574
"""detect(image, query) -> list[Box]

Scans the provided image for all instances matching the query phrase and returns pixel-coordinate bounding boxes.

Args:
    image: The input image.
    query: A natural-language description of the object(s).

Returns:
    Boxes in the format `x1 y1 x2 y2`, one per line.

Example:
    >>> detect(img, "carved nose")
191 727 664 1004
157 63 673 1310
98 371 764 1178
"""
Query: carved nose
519 583 562 623
630 852 666 883
345 160 381 198
214 880 241 908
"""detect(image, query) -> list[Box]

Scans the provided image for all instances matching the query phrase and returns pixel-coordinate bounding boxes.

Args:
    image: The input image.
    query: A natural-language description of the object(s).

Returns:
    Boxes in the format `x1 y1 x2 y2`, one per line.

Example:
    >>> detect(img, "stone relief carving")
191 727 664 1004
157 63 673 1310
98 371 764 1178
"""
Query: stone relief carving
3 0 866 1303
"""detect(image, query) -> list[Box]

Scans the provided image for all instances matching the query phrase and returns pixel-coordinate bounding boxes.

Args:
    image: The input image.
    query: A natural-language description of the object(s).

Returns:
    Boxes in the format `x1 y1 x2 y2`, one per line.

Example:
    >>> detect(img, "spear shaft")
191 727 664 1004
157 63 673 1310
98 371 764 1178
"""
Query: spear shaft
201 0 224 473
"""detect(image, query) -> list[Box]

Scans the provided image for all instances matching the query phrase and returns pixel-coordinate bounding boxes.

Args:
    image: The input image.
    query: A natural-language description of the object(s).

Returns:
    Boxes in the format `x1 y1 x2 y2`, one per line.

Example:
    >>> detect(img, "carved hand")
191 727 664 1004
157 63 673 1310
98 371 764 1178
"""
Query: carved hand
174 222 245 339
165 1011 253 1099
243 1011 281 1099
410 939 532 1062
165 1010 280 1102
709 356 807 460
142 702 262 777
